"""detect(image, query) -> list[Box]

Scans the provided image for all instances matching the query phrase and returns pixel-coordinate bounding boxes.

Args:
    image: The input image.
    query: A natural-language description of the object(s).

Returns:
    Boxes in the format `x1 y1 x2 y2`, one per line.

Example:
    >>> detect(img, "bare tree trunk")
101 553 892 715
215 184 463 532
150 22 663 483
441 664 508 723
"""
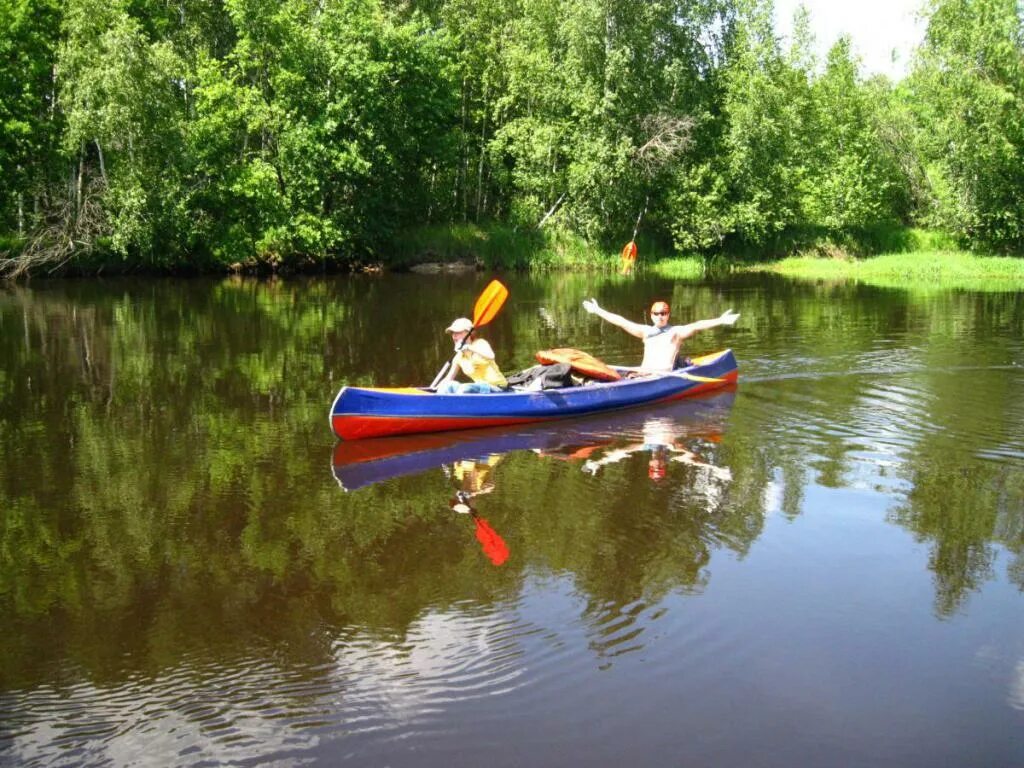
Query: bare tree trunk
95 140 108 187
457 78 468 218
476 85 488 220
17 190 24 235
76 142 85 219
482 163 489 217
537 193 566 229
428 167 436 222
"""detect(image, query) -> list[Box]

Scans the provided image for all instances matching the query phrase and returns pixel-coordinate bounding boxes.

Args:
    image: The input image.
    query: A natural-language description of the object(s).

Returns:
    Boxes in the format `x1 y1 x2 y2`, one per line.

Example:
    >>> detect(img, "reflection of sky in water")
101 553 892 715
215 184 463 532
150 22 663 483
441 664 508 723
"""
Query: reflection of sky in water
3 498 1024 767
762 474 784 518
1010 661 1024 711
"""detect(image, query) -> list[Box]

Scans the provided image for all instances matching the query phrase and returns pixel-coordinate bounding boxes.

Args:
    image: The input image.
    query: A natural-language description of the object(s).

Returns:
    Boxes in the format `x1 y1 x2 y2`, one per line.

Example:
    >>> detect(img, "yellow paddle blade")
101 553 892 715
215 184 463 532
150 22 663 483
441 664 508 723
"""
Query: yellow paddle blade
473 279 509 328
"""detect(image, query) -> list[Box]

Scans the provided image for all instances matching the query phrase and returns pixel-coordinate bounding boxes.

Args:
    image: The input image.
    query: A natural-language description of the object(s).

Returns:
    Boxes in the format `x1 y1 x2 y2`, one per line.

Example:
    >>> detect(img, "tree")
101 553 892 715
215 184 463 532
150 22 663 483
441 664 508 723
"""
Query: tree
804 37 912 230
0 0 62 235
910 0 1024 251
669 0 806 250
173 0 457 264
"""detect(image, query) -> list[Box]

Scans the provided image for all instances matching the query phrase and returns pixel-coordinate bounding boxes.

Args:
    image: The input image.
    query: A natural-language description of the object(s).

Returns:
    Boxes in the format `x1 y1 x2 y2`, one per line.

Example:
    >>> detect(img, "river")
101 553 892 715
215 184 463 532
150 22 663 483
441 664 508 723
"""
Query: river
1 272 1022 766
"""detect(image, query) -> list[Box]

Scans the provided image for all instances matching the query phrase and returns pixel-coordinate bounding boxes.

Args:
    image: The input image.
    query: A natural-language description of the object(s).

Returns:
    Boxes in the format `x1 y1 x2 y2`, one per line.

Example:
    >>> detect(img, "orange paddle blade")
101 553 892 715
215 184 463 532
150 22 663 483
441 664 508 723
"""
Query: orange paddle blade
474 517 509 566
473 279 509 327
620 241 637 275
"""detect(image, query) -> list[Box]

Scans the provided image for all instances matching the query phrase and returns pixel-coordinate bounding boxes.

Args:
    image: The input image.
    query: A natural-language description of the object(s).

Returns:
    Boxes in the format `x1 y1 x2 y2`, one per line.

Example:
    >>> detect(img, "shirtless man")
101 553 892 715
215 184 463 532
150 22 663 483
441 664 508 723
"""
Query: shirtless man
581 298 739 372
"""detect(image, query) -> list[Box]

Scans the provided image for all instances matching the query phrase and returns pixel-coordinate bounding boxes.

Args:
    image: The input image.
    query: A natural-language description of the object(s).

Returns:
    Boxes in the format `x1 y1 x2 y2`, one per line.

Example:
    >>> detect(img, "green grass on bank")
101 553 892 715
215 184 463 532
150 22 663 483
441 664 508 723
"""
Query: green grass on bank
646 256 706 279
387 223 1024 290
746 249 1024 291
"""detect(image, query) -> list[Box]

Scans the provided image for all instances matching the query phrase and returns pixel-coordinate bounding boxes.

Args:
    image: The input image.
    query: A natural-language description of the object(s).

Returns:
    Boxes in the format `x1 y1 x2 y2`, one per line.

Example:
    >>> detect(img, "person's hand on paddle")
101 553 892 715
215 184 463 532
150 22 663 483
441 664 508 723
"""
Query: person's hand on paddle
718 309 740 326
582 298 601 315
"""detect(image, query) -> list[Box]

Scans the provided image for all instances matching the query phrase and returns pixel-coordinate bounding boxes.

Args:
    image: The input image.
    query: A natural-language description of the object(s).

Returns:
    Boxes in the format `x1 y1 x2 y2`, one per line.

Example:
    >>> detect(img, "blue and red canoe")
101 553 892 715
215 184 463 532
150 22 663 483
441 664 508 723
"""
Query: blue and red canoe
332 390 736 490
330 349 738 441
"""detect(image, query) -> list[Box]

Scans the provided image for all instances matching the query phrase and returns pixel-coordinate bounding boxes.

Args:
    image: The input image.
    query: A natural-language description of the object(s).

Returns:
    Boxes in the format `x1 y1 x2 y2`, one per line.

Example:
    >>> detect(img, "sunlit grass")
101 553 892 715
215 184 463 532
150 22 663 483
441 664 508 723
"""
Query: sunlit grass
647 256 706 280
747 249 1024 290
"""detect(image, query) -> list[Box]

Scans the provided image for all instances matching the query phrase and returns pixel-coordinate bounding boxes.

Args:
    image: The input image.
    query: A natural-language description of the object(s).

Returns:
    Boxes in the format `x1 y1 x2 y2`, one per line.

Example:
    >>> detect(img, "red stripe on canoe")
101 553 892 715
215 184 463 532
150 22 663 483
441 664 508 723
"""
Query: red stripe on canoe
332 414 551 441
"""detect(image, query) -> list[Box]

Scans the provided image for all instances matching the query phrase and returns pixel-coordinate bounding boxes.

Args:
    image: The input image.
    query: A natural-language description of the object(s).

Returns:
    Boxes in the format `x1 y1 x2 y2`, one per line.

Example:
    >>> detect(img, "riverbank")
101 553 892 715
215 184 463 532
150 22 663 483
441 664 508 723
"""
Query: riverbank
4 223 1023 289
392 224 1024 290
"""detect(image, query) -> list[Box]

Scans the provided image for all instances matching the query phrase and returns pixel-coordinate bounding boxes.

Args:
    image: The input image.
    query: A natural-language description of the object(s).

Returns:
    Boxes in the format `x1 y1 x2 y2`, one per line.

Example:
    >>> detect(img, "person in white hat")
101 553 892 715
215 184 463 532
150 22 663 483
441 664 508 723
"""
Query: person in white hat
437 317 508 393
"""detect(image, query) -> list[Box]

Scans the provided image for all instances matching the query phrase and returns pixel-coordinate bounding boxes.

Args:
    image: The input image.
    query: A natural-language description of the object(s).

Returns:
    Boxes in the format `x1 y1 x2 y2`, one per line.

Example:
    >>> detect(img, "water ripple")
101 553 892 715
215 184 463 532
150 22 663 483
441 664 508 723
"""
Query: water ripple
742 366 1024 479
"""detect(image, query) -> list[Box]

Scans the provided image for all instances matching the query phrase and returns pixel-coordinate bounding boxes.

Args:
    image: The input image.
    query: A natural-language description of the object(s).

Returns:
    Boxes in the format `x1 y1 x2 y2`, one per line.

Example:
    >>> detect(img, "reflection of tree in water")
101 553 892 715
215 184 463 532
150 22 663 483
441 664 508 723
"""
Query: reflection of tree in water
889 456 1024 617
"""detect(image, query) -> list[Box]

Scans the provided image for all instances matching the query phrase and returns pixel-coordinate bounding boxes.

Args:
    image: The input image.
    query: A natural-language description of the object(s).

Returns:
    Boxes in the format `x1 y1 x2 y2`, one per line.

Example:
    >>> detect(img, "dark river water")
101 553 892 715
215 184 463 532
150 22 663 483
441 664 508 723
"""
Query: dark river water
1 272 1023 767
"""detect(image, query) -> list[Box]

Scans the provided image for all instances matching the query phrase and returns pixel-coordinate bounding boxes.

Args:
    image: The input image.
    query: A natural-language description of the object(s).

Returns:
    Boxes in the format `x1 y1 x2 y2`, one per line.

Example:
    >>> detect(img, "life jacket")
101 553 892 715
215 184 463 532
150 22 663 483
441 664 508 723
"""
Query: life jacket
534 348 622 381
455 339 508 388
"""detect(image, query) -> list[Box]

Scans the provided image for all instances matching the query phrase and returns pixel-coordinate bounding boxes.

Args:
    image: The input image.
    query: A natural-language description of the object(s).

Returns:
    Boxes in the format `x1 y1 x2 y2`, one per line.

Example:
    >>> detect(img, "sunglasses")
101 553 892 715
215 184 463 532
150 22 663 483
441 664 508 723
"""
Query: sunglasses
651 311 669 316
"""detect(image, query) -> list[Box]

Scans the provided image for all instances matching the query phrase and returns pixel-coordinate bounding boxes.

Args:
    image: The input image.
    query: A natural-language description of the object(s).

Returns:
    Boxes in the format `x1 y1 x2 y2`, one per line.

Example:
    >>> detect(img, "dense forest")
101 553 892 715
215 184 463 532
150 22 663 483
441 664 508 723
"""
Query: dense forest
0 0 1022 274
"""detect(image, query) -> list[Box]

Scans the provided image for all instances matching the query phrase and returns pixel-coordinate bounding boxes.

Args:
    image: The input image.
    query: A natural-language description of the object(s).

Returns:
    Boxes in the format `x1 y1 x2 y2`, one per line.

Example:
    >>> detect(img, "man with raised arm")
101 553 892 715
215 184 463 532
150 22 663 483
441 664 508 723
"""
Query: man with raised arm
582 298 739 372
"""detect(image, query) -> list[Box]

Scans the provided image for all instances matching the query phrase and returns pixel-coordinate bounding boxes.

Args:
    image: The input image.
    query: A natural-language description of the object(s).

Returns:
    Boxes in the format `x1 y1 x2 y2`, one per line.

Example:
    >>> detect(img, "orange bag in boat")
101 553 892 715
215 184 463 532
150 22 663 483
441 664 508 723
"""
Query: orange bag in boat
534 348 622 381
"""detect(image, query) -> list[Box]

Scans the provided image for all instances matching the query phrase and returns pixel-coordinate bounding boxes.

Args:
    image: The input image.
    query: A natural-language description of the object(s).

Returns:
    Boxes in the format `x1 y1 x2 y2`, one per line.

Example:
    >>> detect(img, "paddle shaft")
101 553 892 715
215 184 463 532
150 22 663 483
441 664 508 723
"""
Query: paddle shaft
430 334 473 390
613 366 725 383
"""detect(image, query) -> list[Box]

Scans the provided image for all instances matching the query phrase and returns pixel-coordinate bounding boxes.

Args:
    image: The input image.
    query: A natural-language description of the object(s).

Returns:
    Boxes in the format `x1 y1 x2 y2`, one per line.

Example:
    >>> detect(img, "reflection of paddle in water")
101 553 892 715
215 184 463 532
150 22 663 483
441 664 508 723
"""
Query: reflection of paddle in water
446 457 509 566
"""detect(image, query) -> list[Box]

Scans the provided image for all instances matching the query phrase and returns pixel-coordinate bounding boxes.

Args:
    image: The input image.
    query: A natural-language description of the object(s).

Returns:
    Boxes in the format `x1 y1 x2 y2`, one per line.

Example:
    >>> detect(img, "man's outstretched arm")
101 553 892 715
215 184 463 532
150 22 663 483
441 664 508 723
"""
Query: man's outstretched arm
675 309 740 340
582 298 648 338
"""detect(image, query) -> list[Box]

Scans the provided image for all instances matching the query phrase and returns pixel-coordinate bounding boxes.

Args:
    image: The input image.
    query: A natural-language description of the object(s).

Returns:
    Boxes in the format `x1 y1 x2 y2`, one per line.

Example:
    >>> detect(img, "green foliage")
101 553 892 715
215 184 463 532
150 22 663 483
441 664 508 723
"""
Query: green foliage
909 0 1024 252
803 39 913 229
0 0 62 231
389 222 622 271
1 0 1023 273
182 0 458 267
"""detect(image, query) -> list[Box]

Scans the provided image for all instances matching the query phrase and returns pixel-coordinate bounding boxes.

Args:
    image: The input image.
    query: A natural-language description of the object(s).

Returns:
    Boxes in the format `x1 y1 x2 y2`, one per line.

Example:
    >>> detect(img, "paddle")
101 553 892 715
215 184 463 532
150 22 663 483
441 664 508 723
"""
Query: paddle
614 366 725 383
451 493 510 567
620 201 647 276
429 279 509 390
620 241 638 275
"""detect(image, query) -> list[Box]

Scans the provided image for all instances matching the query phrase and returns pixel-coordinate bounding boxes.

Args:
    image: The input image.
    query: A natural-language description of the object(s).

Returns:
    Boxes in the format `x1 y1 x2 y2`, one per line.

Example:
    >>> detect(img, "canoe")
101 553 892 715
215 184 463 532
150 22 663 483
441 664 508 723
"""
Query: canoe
330 348 738 441
331 390 736 490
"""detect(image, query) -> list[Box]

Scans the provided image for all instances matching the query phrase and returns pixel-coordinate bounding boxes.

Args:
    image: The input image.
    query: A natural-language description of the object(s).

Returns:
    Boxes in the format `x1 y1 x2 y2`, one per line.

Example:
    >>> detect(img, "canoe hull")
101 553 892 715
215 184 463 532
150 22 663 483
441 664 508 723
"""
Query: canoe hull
332 390 737 490
330 349 738 440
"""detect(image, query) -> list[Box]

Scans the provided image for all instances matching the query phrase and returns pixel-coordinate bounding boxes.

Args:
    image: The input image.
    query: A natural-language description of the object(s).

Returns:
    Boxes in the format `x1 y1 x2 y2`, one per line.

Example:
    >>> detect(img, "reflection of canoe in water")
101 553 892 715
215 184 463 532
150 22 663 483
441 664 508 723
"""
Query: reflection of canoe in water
330 349 738 440
332 389 736 491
